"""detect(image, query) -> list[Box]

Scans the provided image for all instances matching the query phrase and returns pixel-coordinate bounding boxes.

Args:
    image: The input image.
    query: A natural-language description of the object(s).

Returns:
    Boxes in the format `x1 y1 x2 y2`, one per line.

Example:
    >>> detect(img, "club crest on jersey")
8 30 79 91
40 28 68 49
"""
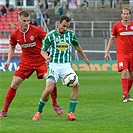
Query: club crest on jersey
30 36 34 41
57 42 68 51
55 38 59 42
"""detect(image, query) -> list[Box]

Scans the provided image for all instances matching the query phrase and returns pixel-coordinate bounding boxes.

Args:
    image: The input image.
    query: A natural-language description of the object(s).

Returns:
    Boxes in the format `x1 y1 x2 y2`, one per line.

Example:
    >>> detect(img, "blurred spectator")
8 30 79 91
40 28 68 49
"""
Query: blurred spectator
57 6 63 16
83 0 89 9
119 0 122 9
66 9 74 21
9 5 14 12
10 23 16 29
39 2 43 9
6 0 9 8
101 0 105 8
37 11 41 27
43 10 50 25
54 0 59 7
129 0 133 9
0 6 7 16
45 0 48 9
110 0 116 8
30 18 38 26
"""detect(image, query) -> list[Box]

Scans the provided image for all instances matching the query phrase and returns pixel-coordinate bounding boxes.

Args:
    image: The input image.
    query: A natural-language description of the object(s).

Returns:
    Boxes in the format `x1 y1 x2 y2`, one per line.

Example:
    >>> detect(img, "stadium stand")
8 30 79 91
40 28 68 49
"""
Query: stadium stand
0 7 20 32
0 7 21 60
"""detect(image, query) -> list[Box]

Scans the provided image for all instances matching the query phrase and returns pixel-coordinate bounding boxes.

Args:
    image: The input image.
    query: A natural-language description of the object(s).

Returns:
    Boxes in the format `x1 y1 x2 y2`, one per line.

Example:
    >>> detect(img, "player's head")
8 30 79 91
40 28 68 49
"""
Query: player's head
57 15 70 34
18 10 30 31
121 7 131 21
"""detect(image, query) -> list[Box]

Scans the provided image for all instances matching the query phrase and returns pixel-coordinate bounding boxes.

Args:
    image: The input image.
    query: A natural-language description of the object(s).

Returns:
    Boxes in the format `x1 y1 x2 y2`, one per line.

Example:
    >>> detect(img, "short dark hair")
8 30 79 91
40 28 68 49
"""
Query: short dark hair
59 15 70 23
121 7 131 14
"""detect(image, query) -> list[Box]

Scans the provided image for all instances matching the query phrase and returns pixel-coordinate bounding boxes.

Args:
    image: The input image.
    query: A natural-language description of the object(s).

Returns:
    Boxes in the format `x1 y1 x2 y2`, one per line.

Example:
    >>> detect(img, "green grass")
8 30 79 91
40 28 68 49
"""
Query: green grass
0 71 133 133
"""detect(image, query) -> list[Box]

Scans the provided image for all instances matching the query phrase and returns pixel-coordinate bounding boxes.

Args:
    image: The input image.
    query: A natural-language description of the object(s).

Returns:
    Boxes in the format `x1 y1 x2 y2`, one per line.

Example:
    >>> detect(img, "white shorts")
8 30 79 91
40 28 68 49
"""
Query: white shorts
46 63 78 84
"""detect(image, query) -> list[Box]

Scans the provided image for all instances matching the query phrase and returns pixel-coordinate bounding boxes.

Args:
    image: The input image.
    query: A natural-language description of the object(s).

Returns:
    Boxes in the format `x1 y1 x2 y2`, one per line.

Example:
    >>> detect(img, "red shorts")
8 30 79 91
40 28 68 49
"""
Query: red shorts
14 61 47 80
117 53 133 72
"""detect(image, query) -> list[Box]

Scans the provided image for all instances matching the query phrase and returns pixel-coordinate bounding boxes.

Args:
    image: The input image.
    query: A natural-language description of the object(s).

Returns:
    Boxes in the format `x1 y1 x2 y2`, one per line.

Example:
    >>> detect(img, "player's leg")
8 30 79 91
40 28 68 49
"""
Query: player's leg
66 83 79 121
117 54 131 102
50 85 63 115
0 76 23 118
62 65 79 121
121 69 130 102
38 62 63 115
32 81 55 121
0 63 34 118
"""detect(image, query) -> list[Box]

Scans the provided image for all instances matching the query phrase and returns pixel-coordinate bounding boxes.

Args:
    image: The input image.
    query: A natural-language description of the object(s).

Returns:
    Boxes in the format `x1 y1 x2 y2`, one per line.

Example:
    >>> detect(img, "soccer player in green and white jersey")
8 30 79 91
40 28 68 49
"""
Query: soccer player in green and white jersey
32 15 90 121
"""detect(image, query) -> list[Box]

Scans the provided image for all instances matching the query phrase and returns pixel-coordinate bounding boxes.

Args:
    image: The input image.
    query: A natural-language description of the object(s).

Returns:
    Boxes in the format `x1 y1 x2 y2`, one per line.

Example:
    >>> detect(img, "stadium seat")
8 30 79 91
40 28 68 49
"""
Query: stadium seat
0 25 4 30
11 14 18 19
6 17 12 22
0 17 6 22
12 18 18 22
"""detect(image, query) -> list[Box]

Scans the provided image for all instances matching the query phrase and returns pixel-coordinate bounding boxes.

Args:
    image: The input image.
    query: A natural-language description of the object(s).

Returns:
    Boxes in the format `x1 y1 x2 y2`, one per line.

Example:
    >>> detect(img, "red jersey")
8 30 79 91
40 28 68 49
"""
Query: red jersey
9 24 47 65
111 21 133 53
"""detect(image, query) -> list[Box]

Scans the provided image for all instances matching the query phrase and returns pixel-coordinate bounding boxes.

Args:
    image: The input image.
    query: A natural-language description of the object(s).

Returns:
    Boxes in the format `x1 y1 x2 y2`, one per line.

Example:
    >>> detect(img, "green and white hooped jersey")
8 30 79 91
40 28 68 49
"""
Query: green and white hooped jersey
42 29 79 63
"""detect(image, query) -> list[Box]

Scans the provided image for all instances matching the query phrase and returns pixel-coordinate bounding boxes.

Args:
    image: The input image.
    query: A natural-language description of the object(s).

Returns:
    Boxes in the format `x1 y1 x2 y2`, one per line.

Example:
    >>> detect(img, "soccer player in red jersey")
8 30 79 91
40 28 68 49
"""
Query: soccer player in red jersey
0 10 63 118
104 7 133 102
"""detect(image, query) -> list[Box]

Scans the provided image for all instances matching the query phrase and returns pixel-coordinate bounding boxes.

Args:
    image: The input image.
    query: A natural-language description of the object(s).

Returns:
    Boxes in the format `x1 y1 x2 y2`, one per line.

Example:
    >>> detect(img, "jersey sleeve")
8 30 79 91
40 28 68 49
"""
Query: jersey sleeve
9 31 17 47
71 32 79 46
37 27 47 40
42 35 51 51
111 23 117 37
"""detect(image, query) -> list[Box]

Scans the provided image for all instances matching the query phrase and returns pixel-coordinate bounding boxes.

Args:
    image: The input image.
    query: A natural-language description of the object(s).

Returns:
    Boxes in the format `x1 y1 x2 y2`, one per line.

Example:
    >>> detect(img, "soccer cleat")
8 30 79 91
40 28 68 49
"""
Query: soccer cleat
123 94 133 102
66 112 76 121
32 112 41 121
123 97 129 103
128 94 133 101
0 110 7 118
53 105 64 115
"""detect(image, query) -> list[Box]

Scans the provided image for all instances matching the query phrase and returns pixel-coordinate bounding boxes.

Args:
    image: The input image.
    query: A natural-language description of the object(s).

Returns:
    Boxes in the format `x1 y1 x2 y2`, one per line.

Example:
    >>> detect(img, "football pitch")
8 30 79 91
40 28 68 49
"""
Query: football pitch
0 71 133 133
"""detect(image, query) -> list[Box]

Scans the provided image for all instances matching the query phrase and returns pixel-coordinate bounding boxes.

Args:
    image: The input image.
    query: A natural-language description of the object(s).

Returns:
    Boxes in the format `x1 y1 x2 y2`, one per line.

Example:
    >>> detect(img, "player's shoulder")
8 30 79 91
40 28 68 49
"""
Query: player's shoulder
130 21 133 25
29 24 42 31
114 21 121 26
66 29 74 33
10 28 20 37
46 29 56 36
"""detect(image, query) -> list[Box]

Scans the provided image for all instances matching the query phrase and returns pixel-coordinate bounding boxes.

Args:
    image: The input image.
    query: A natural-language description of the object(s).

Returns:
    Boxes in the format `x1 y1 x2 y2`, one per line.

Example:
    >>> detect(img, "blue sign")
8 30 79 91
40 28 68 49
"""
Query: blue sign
0 60 19 71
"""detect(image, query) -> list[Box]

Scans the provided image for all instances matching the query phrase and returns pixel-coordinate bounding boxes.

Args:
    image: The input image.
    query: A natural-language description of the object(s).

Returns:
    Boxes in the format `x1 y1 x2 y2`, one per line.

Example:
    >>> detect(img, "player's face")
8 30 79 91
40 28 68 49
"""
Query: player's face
121 9 131 21
19 16 30 32
57 20 70 34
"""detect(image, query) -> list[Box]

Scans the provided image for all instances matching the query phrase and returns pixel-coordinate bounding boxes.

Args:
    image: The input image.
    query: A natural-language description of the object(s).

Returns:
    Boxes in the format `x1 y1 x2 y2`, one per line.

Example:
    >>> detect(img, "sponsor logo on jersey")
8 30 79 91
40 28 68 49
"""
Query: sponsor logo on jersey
21 42 36 48
119 28 123 30
120 31 133 35
57 42 68 51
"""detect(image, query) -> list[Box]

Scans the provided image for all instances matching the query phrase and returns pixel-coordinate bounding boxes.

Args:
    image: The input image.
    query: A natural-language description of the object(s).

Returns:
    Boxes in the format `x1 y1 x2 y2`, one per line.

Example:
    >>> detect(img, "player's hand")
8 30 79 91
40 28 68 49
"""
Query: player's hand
45 56 51 63
104 54 108 62
83 57 90 65
4 61 10 70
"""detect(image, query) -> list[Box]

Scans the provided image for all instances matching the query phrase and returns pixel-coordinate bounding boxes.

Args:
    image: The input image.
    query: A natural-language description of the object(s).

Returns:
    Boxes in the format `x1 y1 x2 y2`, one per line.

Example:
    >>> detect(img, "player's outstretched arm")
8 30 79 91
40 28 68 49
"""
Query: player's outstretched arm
104 36 115 62
4 46 15 70
41 50 51 63
74 45 90 65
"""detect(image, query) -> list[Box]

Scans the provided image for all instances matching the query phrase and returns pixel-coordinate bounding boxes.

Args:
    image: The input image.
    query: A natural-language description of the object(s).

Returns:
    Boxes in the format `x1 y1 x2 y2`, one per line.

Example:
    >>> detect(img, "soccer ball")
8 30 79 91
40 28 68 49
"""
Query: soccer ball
63 73 78 87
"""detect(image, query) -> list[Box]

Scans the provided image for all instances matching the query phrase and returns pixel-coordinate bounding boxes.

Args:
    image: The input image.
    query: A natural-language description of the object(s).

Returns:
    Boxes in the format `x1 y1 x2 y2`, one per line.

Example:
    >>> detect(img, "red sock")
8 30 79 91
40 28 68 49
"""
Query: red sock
128 78 133 93
121 78 128 97
3 87 17 112
50 85 57 107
